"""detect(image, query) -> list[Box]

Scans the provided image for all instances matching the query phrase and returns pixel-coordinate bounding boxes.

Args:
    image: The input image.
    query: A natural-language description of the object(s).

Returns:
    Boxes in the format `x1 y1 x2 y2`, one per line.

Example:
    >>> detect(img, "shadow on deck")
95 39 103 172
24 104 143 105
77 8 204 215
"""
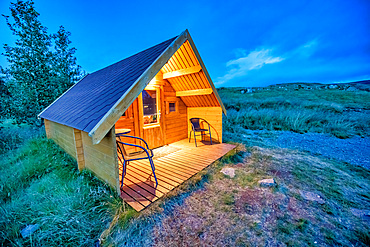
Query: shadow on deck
119 139 236 211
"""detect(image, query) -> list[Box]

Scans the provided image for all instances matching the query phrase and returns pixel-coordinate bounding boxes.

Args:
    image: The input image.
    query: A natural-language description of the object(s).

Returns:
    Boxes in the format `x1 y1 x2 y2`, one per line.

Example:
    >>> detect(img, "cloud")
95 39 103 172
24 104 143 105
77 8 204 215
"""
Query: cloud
215 39 320 86
216 48 284 85
295 39 318 57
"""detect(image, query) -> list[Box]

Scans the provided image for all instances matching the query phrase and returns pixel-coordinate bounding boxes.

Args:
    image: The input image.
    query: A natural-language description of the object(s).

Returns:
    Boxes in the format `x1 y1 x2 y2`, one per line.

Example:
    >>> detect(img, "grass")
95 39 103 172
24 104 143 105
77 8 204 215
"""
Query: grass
219 87 370 138
0 128 132 246
1 85 369 246
0 118 43 155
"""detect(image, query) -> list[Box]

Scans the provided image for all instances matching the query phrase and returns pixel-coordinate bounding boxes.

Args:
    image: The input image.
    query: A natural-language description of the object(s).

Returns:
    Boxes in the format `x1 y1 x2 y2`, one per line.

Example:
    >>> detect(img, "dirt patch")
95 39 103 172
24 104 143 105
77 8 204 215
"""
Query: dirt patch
153 147 370 246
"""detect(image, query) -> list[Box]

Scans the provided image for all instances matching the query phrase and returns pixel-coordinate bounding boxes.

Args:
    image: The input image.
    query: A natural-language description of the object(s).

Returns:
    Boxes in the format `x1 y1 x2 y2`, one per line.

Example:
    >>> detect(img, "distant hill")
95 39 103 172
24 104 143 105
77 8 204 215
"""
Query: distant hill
274 80 370 87
351 80 370 85
266 80 370 92
217 80 370 92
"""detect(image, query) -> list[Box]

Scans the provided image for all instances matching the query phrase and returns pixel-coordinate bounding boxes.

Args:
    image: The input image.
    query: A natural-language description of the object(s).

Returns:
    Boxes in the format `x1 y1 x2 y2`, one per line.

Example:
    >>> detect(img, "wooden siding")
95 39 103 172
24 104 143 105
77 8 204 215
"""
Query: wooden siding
143 126 164 149
143 77 165 149
74 128 85 171
160 40 220 108
115 99 139 152
45 119 77 159
114 73 189 148
163 80 188 144
187 107 222 143
82 129 119 193
44 119 51 137
120 139 236 211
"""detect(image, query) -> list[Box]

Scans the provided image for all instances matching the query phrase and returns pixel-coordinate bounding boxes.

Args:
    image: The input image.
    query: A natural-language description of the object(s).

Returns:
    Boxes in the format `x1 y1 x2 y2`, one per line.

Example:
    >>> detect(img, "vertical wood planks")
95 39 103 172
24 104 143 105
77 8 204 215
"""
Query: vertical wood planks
73 128 85 171
44 119 51 138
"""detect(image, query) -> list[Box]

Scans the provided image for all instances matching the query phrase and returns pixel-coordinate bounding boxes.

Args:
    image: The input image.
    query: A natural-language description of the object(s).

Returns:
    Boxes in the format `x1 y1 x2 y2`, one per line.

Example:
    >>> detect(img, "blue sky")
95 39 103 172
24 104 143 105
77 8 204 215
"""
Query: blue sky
0 0 369 87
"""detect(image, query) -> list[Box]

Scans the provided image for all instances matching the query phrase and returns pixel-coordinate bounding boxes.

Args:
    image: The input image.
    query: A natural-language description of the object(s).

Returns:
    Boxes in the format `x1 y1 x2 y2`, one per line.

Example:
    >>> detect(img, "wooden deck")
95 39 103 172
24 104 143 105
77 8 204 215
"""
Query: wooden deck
119 139 236 211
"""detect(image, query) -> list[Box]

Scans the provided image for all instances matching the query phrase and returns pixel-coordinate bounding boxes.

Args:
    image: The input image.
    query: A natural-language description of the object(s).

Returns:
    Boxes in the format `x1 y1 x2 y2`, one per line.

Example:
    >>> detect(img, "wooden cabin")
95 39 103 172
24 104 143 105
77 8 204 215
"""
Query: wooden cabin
39 30 235 211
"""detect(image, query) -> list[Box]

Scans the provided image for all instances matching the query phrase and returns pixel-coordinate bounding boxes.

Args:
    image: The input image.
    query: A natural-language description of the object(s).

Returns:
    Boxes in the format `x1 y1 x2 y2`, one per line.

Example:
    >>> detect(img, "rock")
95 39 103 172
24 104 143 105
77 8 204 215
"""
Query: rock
220 167 235 178
258 178 276 187
346 86 358 91
21 224 40 238
350 208 370 218
299 191 325 204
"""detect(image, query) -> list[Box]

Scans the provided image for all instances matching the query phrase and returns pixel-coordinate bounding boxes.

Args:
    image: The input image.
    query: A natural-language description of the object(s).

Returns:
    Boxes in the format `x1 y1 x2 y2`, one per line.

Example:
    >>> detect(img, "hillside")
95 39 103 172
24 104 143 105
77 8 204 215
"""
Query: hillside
222 80 370 93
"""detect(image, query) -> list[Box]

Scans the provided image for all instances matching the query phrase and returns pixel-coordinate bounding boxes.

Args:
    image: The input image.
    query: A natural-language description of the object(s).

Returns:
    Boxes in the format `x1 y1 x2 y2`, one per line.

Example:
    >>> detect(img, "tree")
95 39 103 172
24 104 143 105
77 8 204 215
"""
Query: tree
1 0 83 126
51 25 82 95
0 77 11 123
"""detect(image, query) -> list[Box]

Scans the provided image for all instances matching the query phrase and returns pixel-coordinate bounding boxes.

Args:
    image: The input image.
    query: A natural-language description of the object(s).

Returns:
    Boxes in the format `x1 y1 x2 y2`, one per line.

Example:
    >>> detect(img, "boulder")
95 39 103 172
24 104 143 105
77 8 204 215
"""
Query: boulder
21 224 40 238
220 167 235 178
299 190 325 204
258 178 276 187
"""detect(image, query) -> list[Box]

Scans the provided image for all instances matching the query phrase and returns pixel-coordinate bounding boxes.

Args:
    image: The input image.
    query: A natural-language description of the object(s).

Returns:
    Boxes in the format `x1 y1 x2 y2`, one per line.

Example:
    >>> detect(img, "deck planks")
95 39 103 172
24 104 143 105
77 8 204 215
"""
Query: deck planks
120 139 236 211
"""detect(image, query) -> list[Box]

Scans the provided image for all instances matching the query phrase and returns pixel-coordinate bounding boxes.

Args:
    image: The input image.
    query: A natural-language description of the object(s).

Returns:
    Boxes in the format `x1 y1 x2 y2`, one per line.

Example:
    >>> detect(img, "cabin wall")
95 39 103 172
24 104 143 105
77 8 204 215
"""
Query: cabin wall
187 107 222 143
45 119 77 159
115 98 139 152
45 119 119 193
81 128 119 193
163 80 188 144
114 77 189 147
142 76 165 149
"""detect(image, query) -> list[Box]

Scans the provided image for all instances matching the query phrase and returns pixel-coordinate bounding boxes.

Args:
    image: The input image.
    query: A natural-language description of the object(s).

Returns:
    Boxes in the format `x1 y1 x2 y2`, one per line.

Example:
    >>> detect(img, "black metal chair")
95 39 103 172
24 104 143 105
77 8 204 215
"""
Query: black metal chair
116 134 158 188
189 118 212 147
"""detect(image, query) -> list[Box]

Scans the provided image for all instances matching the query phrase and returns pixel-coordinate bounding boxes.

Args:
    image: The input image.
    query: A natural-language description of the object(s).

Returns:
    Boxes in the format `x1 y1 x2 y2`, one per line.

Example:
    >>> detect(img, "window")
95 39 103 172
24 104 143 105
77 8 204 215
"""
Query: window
166 101 178 114
142 90 158 124
169 102 176 113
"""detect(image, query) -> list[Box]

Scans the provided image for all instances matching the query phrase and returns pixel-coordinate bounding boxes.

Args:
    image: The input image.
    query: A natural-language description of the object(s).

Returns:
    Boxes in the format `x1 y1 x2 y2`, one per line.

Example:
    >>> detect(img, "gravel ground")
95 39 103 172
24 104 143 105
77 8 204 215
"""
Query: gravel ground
242 130 370 170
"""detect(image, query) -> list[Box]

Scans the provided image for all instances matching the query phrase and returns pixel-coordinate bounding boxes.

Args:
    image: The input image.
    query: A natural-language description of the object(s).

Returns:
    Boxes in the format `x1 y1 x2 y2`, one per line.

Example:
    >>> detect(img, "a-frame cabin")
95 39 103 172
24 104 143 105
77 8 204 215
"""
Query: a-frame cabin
39 30 235 211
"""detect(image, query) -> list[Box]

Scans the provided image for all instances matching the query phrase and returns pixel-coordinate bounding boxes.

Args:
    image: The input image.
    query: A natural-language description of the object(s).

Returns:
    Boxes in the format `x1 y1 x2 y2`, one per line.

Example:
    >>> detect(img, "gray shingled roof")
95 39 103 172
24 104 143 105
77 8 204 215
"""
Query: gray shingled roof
39 36 177 132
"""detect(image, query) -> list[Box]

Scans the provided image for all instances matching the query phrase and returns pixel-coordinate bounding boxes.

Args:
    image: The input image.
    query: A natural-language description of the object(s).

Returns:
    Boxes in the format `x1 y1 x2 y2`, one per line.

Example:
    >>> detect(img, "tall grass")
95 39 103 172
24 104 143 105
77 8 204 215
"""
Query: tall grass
219 88 370 138
0 119 43 155
0 136 127 246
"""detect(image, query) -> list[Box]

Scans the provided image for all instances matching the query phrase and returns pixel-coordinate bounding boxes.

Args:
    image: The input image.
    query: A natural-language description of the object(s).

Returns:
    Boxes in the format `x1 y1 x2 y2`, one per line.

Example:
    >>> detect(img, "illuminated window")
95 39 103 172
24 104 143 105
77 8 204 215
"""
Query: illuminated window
142 90 158 124
169 102 176 112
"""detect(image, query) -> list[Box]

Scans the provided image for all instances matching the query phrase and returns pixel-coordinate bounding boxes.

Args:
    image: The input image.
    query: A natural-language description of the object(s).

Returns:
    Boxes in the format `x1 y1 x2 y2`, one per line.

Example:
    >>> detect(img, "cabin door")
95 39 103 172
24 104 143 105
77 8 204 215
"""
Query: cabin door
141 88 165 149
